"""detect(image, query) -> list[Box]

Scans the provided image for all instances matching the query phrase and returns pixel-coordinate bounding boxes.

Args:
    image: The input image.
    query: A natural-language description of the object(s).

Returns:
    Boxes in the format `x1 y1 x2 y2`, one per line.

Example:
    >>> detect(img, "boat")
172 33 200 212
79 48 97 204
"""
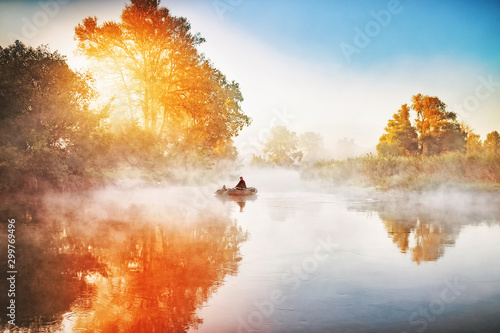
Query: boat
215 186 258 196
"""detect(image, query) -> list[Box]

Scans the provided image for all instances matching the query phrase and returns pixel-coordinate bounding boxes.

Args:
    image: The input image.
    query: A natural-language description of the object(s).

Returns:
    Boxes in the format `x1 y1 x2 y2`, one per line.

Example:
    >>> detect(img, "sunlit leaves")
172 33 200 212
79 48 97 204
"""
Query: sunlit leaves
74 0 249 160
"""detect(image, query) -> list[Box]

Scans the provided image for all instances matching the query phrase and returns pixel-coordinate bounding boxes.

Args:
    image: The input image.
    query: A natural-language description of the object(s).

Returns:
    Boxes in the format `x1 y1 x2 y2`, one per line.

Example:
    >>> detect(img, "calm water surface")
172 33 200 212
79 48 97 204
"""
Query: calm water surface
1 186 500 332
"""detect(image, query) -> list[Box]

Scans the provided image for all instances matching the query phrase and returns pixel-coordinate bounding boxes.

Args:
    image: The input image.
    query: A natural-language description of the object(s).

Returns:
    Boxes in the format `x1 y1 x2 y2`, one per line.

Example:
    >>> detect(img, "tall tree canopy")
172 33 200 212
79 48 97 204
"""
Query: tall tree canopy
0 41 108 190
377 104 418 157
411 94 465 156
74 0 250 157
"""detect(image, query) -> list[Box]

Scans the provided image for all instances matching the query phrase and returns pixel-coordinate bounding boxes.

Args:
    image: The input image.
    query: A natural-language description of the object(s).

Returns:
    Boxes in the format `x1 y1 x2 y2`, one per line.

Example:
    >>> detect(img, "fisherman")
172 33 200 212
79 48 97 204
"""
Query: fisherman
235 177 247 189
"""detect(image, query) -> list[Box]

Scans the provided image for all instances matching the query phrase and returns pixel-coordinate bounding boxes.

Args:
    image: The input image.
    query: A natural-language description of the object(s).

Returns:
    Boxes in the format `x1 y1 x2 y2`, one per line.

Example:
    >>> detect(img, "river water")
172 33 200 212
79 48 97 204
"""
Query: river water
1 180 500 332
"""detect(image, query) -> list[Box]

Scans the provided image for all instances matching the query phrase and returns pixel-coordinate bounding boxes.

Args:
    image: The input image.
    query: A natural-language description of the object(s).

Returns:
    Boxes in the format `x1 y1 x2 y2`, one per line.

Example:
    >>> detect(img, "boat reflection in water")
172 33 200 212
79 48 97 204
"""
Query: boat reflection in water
215 186 258 212
0 190 248 332
215 192 258 212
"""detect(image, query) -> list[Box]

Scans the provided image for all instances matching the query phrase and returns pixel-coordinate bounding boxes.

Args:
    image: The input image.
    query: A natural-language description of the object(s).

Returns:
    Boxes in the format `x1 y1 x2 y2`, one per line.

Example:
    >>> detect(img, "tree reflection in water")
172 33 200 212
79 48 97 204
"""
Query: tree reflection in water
0 195 107 331
345 190 500 264
381 197 500 264
382 216 457 264
0 191 248 332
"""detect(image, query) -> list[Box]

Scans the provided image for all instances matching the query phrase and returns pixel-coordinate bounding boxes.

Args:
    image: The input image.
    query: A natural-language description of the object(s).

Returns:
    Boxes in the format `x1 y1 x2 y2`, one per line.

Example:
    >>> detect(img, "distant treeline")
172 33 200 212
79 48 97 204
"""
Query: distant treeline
0 0 250 192
249 94 500 190
301 94 500 190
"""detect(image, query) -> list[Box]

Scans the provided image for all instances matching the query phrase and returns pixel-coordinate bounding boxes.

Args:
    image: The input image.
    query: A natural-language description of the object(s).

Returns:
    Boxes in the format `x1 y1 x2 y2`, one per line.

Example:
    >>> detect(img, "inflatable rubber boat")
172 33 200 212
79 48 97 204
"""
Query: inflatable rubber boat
215 186 258 196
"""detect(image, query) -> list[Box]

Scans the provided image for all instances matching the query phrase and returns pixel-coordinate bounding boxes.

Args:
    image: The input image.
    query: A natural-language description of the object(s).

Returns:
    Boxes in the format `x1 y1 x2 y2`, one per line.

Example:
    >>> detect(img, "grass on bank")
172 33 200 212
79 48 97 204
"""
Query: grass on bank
301 152 500 191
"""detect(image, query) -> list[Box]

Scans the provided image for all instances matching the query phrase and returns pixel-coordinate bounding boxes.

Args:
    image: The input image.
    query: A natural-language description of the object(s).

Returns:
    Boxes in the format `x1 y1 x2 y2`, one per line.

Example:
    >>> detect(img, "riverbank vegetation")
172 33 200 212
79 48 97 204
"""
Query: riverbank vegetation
0 0 250 192
301 94 500 190
301 153 500 191
252 94 499 190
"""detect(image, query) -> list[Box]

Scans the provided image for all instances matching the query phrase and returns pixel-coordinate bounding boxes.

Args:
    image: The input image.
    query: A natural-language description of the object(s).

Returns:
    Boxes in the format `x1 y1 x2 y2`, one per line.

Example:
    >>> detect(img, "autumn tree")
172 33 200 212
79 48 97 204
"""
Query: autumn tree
0 41 108 191
75 0 250 158
257 126 303 167
411 94 465 155
484 131 500 154
377 104 418 157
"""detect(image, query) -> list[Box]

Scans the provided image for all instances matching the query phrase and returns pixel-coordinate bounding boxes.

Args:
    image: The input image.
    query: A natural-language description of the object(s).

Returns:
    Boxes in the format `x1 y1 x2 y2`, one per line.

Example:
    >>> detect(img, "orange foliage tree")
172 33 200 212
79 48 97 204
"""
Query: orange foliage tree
75 0 250 158
378 94 468 157
377 104 418 157
411 94 466 156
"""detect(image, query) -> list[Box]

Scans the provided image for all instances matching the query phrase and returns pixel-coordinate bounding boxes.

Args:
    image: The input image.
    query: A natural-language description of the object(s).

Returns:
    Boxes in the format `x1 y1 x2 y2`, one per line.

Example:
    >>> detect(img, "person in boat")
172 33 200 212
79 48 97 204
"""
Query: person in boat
235 177 247 189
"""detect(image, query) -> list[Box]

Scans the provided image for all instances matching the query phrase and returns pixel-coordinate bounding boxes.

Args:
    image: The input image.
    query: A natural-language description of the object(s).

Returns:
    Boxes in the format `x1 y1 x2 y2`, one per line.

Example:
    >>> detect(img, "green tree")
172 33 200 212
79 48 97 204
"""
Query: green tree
75 0 250 157
411 94 465 155
0 41 108 191
484 131 500 154
261 126 303 167
377 104 419 157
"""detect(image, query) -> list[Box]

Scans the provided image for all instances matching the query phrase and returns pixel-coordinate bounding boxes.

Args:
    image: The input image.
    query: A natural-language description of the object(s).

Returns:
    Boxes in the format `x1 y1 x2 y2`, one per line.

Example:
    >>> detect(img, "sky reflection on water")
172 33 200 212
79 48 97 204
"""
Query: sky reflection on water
197 189 500 333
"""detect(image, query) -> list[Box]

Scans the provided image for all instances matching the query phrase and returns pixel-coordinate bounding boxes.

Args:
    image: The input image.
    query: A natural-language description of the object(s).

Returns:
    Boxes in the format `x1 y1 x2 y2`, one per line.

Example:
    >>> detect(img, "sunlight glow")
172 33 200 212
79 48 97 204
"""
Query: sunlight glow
66 54 90 71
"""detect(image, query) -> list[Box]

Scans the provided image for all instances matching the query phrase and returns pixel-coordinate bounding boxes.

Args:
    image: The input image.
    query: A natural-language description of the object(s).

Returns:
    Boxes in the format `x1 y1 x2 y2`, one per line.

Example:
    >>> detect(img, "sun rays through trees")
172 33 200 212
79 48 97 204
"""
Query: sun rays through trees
0 0 251 191
74 0 250 160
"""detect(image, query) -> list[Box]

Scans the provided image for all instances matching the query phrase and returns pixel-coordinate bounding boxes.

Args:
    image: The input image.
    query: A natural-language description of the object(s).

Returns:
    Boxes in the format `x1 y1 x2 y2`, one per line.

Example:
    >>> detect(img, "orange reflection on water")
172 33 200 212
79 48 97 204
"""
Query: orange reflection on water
384 217 456 264
0 192 248 332
68 219 248 332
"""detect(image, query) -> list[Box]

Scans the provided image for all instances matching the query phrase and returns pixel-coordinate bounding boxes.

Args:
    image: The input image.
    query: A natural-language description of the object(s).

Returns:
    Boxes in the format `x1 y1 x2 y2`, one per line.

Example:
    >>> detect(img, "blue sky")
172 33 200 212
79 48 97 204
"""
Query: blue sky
208 0 500 66
1 0 499 155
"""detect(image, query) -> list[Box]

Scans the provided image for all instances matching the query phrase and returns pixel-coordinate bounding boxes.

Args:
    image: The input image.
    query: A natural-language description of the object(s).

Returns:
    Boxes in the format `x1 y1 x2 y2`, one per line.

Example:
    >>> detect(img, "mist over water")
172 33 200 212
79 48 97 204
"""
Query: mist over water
1 169 500 332
220 167 310 193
